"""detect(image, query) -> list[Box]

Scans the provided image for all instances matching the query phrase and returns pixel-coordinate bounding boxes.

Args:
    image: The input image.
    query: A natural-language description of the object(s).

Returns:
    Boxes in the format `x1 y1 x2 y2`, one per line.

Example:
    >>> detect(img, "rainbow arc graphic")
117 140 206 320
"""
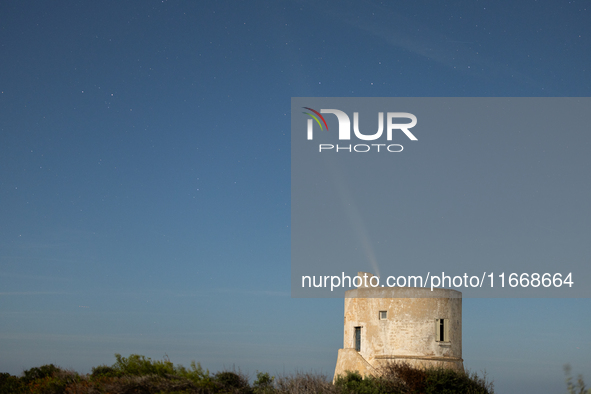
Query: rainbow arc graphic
302 107 328 131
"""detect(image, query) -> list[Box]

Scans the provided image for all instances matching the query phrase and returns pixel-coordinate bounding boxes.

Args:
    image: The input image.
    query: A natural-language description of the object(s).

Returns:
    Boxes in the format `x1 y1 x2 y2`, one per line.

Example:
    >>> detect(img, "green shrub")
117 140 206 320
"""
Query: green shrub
22 364 62 383
379 362 493 394
88 354 219 393
334 370 397 394
176 360 215 388
21 367 81 394
214 370 252 394
253 371 275 394
112 353 177 377
91 364 122 378
25 376 68 394
423 367 492 394
0 372 24 394
0 353 501 394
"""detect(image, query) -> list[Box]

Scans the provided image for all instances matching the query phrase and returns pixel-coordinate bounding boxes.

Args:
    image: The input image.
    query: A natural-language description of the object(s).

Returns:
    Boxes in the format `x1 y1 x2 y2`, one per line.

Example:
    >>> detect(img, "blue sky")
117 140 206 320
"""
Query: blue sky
0 1 589 393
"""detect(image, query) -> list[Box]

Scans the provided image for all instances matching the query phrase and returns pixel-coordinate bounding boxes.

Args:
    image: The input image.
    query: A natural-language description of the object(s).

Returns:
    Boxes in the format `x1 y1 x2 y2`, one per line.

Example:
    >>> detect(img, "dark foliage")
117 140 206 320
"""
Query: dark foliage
214 371 252 394
0 372 24 394
22 364 62 383
0 354 503 394
91 364 123 378
334 371 401 394
382 363 426 393
380 362 494 394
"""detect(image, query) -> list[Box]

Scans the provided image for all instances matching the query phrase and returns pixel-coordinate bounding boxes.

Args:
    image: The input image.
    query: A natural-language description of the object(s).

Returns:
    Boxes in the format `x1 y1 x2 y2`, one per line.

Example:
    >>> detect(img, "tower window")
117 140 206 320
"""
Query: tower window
379 311 387 320
354 327 361 351
436 318 450 342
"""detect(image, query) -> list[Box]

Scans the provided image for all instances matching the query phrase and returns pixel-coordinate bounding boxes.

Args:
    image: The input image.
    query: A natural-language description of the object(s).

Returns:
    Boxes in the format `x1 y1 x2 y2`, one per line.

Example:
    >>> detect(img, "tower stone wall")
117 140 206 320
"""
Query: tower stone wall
334 273 463 380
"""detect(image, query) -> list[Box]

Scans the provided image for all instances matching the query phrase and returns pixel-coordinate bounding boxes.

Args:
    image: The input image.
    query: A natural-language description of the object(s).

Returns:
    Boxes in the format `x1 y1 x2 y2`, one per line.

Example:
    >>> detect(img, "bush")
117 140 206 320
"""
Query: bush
0 354 500 394
0 372 24 394
380 362 493 394
112 353 177 377
214 370 251 394
91 364 123 378
334 371 397 394
22 364 62 383
274 371 338 394
381 363 425 393
253 372 275 394
423 367 492 394
334 363 493 394
176 361 216 389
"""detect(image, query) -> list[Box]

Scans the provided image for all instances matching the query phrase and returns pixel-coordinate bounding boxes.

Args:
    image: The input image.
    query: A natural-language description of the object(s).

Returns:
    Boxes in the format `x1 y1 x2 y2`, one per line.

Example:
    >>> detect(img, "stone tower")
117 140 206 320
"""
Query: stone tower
333 273 463 380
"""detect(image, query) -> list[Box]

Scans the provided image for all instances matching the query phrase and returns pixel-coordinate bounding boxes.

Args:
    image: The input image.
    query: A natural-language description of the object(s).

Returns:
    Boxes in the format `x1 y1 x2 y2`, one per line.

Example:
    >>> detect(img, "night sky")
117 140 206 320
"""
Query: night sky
1 1 590 393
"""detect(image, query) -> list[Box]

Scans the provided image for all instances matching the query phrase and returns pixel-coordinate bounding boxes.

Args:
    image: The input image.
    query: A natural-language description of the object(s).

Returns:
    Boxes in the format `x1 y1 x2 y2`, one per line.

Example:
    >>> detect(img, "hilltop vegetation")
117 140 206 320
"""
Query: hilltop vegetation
0 353 497 394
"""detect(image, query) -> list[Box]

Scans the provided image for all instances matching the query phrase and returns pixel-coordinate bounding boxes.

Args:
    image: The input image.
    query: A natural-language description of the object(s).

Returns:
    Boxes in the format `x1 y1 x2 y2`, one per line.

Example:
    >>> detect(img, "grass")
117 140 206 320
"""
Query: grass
17 352 591 394
564 364 591 394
